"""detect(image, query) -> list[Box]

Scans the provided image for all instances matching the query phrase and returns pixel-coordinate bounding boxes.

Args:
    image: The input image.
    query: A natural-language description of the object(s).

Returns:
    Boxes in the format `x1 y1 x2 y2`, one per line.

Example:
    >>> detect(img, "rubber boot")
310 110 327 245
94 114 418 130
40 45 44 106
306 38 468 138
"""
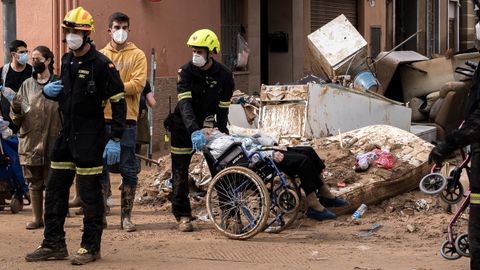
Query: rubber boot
469 204 480 270
120 184 136 232
68 179 82 208
26 190 44 229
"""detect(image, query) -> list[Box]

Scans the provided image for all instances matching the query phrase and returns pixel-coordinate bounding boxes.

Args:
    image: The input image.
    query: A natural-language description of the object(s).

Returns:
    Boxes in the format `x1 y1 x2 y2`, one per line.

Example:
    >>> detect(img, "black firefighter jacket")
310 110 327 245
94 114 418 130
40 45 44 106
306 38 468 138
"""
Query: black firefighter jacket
172 59 234 136
46 44 126 163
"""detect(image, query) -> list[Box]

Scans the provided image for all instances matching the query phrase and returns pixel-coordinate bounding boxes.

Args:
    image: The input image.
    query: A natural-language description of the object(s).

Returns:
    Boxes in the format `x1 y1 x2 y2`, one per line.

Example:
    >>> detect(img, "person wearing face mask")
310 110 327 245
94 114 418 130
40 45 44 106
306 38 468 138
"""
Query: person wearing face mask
0 40 33 93
9 46 61 230
99 12 147 233
164 29 234 232
0 40 32 134
25 7 126 266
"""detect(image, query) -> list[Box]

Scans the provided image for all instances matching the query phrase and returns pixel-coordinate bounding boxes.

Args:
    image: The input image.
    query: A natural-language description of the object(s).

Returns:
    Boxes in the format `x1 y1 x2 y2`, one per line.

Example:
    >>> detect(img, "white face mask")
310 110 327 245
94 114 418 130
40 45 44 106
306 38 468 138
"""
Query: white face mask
192 53 207 67
66 33 84 50
113 29 128 44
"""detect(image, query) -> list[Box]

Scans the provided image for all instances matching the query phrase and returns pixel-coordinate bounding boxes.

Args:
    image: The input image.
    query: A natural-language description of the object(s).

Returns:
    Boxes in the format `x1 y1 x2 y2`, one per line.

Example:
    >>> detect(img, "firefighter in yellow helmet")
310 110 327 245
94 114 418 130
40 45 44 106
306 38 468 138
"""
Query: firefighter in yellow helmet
164 29 234 232
25 7 126 265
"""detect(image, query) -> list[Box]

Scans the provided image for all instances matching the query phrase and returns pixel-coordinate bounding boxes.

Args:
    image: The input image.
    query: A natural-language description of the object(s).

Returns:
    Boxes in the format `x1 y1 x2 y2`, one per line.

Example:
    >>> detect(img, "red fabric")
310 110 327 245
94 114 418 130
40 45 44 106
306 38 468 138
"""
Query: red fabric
375 152 396 169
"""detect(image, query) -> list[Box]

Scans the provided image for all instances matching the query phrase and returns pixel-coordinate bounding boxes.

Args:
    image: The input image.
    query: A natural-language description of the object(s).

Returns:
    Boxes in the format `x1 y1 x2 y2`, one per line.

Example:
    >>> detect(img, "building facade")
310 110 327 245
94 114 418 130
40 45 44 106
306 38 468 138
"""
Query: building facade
0 0 477 152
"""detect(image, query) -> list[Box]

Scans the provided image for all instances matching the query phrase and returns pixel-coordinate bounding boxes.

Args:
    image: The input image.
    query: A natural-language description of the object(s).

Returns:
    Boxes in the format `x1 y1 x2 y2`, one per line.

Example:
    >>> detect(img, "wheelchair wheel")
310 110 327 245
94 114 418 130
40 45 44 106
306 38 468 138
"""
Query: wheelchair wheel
10 196 22 214
206 166 270 240
440 240 462 260
419 173 447 195
454 233 470 257
264 176 301 233
440 180 464 205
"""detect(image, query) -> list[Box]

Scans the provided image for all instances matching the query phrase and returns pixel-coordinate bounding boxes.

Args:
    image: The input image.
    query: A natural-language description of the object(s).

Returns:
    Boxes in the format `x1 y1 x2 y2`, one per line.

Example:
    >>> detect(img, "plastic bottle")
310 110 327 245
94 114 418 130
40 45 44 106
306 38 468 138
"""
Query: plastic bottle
351 203 368 220
1 87 30 113
2 87 16 103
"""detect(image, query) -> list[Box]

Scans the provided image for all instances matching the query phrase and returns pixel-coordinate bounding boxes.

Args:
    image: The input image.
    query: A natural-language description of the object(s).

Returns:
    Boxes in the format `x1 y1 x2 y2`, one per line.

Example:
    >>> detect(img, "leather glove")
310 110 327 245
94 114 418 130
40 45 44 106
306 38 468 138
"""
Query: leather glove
43 80 63 97
428 142 453 166
103 139 121 165
11 96 22 113
191 130 206 152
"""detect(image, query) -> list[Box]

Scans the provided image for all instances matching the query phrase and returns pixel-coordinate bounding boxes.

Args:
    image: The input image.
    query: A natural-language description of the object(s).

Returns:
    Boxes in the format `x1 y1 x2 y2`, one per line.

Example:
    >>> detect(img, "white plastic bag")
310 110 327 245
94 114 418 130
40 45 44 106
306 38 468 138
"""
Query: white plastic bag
235 33 250 69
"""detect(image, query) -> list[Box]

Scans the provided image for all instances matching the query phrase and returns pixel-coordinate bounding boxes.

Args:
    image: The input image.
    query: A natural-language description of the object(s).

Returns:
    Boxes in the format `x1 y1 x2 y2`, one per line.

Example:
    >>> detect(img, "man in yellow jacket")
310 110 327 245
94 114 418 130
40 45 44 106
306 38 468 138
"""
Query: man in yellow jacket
100 12 147 232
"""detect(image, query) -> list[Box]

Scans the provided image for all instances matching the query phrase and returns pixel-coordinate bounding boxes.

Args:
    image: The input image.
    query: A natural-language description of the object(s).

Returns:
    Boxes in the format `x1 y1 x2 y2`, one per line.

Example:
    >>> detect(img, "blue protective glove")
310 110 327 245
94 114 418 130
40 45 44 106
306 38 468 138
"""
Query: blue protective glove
43 80 63 97
103 139 121 165
191 130 206 152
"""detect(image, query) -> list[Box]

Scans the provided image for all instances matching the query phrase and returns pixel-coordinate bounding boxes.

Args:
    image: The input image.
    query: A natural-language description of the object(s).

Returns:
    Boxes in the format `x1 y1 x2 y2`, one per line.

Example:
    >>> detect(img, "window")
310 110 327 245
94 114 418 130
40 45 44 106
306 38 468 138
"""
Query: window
448 0 459 51
221 0 247 71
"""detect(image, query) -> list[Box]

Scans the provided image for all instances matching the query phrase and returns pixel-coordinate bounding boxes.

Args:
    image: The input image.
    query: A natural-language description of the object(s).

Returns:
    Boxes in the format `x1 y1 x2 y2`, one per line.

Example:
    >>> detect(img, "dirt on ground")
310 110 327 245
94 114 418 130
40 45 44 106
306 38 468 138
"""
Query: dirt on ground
0 164 470 270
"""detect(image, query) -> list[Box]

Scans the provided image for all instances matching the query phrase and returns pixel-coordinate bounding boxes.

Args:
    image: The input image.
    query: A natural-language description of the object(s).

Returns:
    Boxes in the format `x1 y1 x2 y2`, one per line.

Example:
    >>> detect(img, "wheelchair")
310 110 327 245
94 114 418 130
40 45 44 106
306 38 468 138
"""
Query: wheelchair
203 142 301 240
0 136 30 214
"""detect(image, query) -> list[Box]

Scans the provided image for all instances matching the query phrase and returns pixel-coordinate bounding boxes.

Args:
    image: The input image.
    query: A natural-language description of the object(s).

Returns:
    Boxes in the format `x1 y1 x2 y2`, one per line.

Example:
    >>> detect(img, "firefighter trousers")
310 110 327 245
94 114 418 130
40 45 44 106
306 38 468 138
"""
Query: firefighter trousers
170 125 194 221
42 136 105 253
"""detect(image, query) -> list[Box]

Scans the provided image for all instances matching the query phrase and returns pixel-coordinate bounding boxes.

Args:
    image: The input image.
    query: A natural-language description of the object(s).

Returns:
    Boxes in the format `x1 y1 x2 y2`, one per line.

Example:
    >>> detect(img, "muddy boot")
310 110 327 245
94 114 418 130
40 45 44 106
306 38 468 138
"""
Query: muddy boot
178 217 193 232
25 244 68 262
68 179 82 208
26 190 44 230
120 184 136 232
70 248 101 265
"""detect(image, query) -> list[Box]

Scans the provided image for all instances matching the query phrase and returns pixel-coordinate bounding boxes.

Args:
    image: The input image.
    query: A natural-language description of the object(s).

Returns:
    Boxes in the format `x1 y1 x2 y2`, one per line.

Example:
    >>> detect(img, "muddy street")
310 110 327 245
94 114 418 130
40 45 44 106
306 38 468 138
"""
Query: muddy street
0 168 469 270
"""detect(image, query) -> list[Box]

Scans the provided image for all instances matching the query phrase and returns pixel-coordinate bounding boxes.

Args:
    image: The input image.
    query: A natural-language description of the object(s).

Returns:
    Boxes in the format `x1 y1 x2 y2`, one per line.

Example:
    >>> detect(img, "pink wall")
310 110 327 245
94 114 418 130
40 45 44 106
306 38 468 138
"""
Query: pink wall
0 0 221 77
78 0 221 77
0 0 55 65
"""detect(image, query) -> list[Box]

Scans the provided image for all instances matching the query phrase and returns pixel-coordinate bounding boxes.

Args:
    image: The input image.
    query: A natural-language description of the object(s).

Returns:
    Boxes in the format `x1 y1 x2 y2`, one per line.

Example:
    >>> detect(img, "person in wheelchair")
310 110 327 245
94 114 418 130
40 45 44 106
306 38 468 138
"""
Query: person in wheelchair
203 128 348 221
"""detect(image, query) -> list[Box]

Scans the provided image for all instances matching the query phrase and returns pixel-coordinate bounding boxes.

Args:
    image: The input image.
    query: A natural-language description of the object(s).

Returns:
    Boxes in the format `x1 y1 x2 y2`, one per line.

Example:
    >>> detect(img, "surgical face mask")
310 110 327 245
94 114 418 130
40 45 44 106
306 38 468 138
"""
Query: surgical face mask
192 53 207 67
17 52 28 65
66 33 84 50
113 29 128 44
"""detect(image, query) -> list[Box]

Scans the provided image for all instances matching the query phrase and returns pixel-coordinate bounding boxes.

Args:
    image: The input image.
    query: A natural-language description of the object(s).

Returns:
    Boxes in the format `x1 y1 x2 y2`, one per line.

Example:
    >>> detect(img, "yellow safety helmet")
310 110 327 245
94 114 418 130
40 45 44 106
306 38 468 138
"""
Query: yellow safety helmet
187 29 220 54
62 7 95 32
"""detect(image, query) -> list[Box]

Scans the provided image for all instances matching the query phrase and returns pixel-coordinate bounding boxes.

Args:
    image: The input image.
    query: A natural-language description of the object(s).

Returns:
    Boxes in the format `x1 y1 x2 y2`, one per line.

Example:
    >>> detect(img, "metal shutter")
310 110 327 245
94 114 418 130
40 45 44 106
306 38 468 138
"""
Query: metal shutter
311 0 358 32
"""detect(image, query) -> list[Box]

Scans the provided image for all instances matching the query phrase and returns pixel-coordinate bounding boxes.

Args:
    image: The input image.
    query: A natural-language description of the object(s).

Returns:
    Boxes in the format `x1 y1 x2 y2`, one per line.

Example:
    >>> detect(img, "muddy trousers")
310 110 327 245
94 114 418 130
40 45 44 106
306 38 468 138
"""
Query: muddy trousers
42 168 104 253
275 147 326 195
171 152 193 221
469 145 480 270
23 165 50 228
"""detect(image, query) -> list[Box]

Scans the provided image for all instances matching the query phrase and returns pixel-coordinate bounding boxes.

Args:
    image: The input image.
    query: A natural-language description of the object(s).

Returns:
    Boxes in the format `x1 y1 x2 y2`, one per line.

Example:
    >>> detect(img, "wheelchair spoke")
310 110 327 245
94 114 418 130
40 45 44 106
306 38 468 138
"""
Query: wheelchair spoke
206 166 270 239
240 205 256 229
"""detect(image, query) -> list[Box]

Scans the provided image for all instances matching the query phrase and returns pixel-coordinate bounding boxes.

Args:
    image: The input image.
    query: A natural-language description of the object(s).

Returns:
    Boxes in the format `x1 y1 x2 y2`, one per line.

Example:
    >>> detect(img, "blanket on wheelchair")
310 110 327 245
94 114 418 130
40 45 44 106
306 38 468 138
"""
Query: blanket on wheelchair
0 136 28 196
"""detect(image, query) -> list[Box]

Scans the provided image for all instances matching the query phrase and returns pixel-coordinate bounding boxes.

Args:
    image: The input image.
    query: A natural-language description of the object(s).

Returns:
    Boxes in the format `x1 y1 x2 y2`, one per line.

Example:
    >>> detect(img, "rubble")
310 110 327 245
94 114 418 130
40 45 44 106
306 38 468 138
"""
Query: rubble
312 125 432 215
137 124 433 220
406 224 416 233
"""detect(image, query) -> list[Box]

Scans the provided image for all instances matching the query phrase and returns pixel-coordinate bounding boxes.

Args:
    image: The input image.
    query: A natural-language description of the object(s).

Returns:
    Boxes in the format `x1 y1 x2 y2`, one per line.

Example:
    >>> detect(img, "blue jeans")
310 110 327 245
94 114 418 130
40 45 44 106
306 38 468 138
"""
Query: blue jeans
102 124 139 189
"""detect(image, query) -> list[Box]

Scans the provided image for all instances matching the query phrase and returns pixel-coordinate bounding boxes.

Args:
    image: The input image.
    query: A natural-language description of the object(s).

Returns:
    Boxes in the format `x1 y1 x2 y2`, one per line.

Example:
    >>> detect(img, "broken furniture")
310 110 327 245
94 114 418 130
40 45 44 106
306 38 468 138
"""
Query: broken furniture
421 81 470 139
258 83 411 142
307 14 368 79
